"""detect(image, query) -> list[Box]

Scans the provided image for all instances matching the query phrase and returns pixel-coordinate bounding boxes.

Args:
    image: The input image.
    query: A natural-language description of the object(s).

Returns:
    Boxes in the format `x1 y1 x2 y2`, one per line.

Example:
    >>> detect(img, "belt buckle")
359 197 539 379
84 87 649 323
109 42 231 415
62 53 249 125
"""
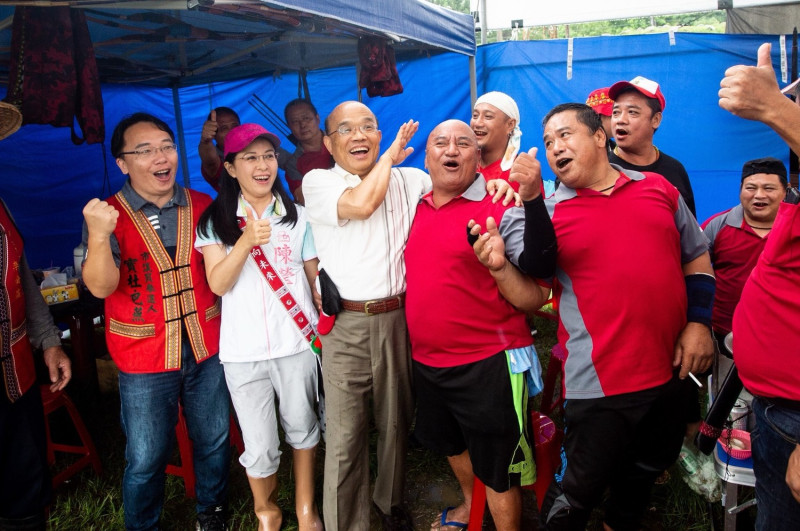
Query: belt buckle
363 299 378 316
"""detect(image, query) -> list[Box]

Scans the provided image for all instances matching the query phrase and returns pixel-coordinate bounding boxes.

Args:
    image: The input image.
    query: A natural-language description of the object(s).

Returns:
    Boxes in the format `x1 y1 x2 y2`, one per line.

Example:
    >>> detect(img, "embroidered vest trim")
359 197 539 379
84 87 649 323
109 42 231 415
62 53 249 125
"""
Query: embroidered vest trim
113 191 212 370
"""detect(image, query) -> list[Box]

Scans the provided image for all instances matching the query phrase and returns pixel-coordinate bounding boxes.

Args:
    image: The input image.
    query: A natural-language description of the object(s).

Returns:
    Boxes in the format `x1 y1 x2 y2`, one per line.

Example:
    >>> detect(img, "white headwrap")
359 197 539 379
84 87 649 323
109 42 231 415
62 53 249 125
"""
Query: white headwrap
474 91 522 171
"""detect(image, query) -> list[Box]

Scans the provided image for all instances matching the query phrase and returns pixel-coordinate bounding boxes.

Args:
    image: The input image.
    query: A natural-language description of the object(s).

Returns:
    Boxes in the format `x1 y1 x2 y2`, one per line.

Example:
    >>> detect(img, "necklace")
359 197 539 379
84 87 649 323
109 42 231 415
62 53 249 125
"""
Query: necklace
747 223 772 230
598 184 615 192
613 145 659 161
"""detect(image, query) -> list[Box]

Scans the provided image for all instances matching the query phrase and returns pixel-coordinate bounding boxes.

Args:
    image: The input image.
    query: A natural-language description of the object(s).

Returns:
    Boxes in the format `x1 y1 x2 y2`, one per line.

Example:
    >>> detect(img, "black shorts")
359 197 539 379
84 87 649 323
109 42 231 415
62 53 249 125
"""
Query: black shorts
412 350 531 492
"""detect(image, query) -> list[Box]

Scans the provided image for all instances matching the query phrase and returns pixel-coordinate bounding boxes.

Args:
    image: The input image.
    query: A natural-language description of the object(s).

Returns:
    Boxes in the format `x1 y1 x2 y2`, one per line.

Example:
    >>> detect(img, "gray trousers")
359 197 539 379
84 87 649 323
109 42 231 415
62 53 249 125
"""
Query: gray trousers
321 308 414 531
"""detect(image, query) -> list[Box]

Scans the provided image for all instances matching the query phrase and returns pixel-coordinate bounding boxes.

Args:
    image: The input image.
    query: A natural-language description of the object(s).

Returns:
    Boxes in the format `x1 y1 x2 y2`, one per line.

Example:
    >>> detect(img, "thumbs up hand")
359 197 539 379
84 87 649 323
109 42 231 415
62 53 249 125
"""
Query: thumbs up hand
241 205 271 247
201 109 219 144
719 42 784 121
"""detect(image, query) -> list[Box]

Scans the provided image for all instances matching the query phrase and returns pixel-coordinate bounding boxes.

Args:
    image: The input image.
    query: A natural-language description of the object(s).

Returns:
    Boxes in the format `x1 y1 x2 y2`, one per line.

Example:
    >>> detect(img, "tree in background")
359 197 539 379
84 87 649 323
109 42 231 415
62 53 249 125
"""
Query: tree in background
424 0 725 43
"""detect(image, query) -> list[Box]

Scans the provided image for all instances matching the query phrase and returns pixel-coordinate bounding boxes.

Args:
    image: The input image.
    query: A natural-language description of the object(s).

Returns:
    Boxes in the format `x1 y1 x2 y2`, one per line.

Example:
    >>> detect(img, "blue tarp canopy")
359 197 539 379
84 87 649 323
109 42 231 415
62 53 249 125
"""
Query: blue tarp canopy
0 0 475 87
0 30 793 269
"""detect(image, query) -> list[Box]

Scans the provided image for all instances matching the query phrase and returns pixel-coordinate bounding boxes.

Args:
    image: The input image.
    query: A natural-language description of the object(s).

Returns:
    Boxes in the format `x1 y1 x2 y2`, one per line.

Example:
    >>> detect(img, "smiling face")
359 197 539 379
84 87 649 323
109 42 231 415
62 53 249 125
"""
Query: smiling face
470 102 515 155
543 110 608 189
224 138 279 206
611 90 661 150
286 102 320 144
323 102 382 177
740 173 786 224
425 120 479 200
115 121 177 207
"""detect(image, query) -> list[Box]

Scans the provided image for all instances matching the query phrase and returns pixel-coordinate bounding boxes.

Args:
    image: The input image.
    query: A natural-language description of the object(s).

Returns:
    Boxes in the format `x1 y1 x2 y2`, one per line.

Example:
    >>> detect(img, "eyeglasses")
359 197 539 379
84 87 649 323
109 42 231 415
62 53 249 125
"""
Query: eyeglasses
327 123 378 136
119 144 178 159
236 153 278 164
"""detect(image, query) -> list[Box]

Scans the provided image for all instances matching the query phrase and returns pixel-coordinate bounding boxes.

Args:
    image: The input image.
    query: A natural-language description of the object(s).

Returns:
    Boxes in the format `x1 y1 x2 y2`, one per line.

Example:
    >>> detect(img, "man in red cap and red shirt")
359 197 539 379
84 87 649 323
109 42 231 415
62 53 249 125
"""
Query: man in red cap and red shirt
608 76 697 216
586 87 614 149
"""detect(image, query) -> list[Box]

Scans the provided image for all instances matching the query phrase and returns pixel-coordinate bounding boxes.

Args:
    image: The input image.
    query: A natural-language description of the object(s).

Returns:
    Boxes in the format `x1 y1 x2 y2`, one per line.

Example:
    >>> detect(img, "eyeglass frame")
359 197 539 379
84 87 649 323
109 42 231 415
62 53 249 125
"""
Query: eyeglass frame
235 152 280 164
326 123 379 137
118 143 179 159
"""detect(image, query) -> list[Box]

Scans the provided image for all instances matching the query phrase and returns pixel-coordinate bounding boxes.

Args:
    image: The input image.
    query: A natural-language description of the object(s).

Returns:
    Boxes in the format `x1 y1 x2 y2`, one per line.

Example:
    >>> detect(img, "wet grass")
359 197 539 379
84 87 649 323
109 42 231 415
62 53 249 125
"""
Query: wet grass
44 316 730 529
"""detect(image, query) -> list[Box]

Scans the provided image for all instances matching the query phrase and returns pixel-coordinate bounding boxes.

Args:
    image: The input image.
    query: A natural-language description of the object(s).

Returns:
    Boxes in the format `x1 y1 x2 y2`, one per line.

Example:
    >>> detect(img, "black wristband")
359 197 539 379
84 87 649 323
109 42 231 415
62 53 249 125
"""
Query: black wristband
518 195 557 279
686 273 715 328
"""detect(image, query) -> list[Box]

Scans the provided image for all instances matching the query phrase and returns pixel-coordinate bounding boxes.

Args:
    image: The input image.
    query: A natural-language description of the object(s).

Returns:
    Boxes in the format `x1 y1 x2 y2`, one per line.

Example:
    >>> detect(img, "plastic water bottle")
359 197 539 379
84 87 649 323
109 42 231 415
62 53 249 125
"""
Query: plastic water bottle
73 243 85 277
678 441 722 502
678 443 700 476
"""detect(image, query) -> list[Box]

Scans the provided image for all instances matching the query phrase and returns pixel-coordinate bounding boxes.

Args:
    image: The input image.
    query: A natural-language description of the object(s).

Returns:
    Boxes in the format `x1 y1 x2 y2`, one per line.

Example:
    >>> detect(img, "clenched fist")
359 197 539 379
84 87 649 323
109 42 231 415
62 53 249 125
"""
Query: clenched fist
83 198 119 239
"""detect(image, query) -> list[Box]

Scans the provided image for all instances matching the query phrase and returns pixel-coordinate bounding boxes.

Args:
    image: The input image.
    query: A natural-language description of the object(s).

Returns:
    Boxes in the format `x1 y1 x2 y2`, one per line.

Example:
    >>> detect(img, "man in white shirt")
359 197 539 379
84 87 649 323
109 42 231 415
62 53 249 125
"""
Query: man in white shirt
303 101 427 531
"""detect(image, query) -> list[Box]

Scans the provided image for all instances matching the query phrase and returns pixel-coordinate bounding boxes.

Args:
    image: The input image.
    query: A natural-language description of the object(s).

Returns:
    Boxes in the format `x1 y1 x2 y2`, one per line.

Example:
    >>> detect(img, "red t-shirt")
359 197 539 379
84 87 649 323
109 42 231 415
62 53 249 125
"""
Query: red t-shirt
733 201 800 401
702 205 768 336
548 170 707 399
293 144 334 194
478 158 519 192
405 178 531 368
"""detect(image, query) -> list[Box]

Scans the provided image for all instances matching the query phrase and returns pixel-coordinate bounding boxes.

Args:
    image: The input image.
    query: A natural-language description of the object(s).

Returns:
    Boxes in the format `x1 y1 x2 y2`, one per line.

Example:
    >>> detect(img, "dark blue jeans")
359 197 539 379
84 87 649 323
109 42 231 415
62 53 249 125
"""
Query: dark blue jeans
118 342 230 531
751 397 800 531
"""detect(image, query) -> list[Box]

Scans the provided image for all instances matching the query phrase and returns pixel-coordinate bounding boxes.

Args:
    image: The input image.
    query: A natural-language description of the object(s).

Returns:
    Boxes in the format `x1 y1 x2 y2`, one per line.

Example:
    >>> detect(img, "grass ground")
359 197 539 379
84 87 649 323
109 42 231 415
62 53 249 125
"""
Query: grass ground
43 316 744 529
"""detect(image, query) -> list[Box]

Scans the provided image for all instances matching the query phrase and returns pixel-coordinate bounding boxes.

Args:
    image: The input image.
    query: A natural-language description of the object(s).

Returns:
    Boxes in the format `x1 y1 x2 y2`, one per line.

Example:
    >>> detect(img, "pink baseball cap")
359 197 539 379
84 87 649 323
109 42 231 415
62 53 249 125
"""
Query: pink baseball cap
609 76 666 112
586 87 613 116
223 123 281 158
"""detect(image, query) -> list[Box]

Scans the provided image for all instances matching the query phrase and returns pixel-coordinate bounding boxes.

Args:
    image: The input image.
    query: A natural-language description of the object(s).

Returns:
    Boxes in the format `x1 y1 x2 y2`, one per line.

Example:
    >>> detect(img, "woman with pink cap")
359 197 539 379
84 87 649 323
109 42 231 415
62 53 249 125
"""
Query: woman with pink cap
196 123 322 530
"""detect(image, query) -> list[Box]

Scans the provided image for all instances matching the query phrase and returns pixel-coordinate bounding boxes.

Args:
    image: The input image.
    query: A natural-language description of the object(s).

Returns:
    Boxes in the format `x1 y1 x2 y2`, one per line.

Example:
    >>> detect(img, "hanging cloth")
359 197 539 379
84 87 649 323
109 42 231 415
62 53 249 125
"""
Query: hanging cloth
358 37 403 98
4 7 105 144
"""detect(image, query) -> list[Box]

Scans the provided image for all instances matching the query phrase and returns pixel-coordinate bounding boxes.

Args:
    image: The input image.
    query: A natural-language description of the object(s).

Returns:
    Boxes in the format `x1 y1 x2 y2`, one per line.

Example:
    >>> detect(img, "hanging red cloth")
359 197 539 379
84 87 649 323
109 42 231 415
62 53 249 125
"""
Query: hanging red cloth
358 37 403 98
4 7 105 144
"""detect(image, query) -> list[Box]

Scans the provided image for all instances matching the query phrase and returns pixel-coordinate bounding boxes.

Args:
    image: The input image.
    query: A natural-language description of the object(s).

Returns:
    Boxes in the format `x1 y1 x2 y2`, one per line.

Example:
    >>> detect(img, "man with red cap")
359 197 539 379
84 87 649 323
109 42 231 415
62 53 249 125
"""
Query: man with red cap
608 76 697 216
586 87 614 148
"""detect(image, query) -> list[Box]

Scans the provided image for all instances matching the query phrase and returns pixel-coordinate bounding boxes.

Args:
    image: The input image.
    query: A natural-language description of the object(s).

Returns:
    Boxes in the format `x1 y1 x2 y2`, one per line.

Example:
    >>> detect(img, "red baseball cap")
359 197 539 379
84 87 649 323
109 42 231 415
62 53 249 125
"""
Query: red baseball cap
609 76 666 112
586 87 613 116
223 123 281 158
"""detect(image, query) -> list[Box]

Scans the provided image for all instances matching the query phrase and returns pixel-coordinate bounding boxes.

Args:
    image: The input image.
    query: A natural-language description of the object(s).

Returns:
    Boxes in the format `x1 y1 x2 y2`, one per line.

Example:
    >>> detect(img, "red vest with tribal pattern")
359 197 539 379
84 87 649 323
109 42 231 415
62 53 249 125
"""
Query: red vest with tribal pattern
104 190 220 373
0 203 35 402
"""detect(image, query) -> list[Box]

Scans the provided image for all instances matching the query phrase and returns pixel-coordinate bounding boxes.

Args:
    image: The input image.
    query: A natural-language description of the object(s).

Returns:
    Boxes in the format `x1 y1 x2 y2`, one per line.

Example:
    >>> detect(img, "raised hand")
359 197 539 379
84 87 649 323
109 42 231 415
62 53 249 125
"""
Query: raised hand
382 119 419 166
509 147 542 202
719 42 782 121
469 217 508 272
201 109 218 143
241 205 271 247
83 198 120 238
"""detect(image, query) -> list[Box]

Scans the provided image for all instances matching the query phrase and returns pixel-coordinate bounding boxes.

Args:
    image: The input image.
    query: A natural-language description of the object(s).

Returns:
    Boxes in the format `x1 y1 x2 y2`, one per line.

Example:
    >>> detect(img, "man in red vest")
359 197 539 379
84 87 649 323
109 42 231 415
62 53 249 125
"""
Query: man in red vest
0 101 72 530
82 113 229 531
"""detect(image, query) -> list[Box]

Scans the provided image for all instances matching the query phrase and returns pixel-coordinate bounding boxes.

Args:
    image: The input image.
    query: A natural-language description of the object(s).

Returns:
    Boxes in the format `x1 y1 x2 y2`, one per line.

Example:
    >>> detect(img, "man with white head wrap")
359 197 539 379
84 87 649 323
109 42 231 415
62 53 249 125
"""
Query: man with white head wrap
471 91 523 191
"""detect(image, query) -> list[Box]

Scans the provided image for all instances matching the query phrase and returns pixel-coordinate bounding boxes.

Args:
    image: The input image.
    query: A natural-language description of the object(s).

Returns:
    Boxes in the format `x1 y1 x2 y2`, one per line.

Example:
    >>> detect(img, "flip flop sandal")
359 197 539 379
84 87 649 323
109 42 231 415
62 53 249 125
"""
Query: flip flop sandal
435 506 467 530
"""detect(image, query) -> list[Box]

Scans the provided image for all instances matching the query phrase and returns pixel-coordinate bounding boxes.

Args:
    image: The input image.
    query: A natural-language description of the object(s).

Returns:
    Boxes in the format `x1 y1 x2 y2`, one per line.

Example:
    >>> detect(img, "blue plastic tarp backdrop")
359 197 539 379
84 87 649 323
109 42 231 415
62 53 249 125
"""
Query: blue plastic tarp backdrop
0 32 790 269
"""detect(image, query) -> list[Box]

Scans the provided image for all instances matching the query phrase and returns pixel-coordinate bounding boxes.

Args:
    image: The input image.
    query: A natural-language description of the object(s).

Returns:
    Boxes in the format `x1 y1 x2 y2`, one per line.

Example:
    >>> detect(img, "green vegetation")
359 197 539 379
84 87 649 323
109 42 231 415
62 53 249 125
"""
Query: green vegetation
423 0 726 43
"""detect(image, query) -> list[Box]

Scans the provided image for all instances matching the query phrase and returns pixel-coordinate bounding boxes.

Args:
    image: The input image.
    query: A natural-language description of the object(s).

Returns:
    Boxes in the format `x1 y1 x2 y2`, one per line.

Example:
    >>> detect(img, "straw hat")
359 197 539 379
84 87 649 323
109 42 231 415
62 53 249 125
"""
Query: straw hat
0 101 22 141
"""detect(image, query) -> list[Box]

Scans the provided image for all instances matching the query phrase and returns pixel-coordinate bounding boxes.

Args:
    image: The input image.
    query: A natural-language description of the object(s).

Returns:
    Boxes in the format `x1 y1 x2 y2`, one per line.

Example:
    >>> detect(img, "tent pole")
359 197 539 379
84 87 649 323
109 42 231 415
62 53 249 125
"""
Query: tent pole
172 86 191 188
469 55 477 108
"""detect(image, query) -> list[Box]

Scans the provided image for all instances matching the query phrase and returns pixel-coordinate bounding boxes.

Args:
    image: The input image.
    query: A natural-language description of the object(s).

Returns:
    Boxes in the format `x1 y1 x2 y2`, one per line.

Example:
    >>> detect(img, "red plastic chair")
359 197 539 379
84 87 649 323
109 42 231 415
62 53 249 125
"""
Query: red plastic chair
165 404 245 498
467 410 564 529
540 343 567 417
40 385 103 488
